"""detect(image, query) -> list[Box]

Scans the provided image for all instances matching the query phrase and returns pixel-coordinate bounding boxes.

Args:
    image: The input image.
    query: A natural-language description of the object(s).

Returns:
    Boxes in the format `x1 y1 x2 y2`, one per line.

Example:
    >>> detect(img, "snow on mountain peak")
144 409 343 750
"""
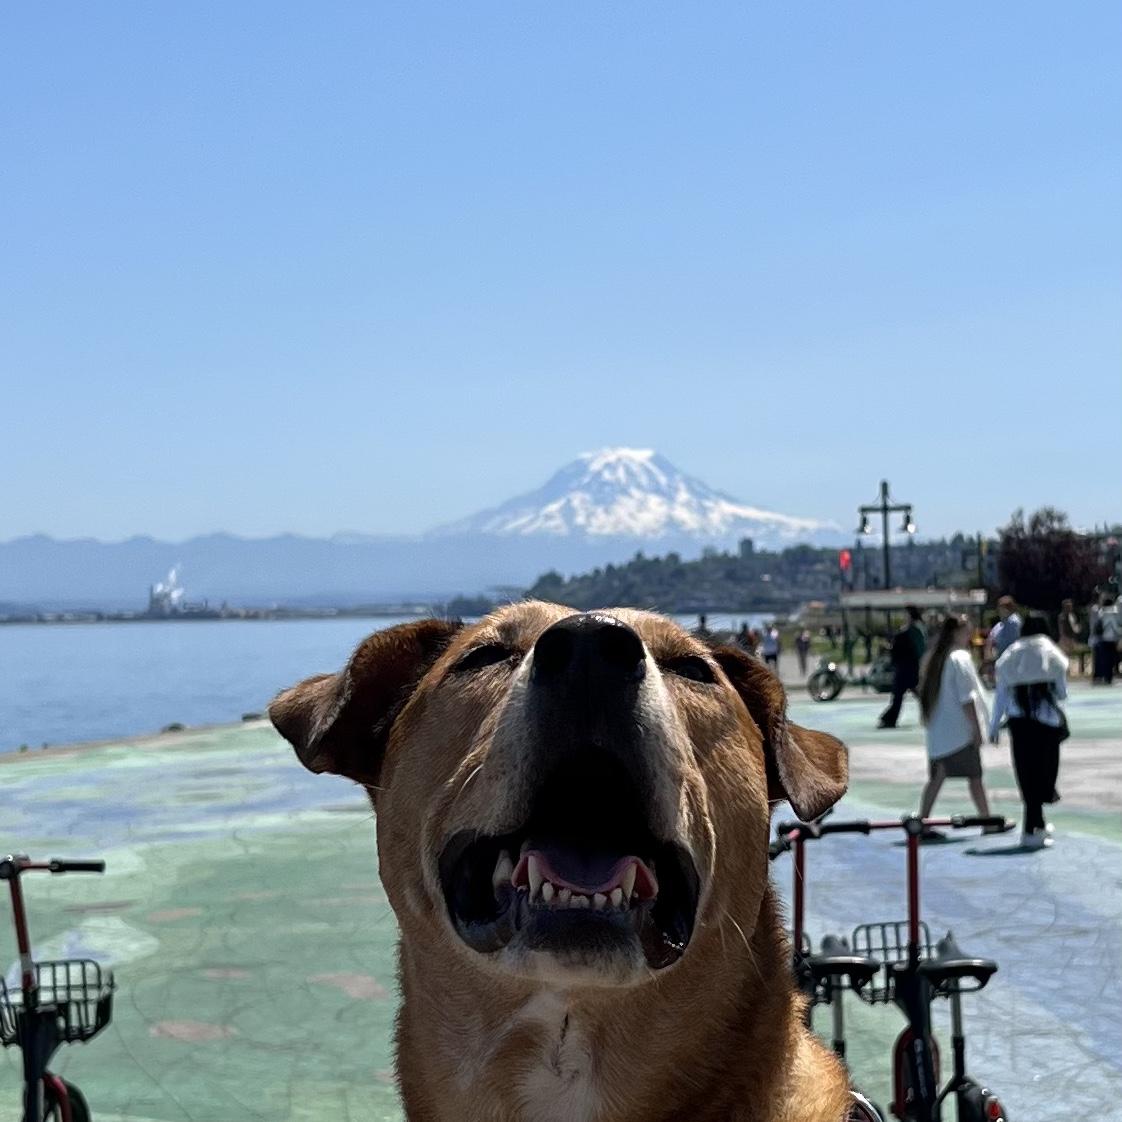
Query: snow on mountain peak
429 448 838 545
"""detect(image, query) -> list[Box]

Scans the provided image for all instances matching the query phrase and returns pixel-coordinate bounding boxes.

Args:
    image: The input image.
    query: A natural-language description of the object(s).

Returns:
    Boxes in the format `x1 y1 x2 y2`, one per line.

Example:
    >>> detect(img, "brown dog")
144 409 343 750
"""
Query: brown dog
270 603 853 1121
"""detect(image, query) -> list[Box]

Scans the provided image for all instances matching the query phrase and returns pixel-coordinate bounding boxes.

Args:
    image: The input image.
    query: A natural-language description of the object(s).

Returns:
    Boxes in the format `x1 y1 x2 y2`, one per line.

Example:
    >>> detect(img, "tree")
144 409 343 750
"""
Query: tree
996 508 1107 612
529 570 566 601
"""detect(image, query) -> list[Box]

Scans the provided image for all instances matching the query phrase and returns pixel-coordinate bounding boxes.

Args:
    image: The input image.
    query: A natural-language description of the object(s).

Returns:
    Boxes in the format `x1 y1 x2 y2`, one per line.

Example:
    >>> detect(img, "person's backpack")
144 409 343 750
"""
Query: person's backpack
1014 681 1070 742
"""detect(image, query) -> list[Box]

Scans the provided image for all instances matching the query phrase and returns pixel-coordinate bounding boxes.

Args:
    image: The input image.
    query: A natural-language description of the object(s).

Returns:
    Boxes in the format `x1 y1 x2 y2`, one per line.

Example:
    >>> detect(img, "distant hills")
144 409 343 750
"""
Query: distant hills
1 449 844 610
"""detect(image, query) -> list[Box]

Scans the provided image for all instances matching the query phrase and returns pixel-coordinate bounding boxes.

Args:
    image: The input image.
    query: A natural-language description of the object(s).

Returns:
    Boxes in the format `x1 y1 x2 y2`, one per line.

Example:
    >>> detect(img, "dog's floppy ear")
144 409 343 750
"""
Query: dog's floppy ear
269 618 462 786
712 644 848 821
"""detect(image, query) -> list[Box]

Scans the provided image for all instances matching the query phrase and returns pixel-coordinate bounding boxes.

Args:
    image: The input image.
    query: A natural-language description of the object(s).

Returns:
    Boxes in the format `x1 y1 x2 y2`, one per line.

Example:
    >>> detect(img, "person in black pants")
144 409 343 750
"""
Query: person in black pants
989 615 1069 849
1007 716 1062 839
878 605 926 728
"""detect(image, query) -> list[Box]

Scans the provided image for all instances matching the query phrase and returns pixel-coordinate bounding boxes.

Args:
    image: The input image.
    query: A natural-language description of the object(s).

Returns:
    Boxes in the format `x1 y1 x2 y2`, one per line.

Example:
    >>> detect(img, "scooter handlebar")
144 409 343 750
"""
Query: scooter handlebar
948 815 1009 830
48 860 106 873
774 814 1012 842
775 819 873 839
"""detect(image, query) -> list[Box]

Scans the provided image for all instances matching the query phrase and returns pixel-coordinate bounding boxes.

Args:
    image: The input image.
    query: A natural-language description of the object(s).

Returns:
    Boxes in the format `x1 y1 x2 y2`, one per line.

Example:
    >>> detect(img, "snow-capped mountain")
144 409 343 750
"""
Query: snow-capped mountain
430 448 837 545
0 449 842 608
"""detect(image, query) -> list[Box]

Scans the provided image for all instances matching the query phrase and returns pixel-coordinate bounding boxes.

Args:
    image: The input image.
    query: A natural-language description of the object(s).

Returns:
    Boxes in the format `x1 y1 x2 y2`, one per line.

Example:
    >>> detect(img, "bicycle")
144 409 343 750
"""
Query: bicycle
1 855 115 1122
771 815 1012 1122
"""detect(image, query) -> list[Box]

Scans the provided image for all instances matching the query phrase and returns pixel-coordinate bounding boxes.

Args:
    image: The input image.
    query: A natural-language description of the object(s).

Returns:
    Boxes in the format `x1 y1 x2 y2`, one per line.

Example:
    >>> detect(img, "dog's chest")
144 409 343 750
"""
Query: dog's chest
514 995 601 1122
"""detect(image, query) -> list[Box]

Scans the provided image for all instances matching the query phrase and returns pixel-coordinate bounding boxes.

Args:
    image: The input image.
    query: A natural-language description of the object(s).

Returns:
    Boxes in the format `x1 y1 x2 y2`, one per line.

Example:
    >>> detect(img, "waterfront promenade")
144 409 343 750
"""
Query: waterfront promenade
2 687 1120 1120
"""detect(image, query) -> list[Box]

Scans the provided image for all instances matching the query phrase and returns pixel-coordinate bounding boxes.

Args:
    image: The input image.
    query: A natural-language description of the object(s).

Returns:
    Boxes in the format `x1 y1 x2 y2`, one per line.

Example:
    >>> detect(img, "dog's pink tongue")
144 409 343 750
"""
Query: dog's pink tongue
515 849 657 899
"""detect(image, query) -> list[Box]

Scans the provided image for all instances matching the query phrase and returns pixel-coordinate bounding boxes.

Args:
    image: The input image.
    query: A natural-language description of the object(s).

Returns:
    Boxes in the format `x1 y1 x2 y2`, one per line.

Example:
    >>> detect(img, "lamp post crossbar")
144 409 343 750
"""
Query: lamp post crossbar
858 480 915 590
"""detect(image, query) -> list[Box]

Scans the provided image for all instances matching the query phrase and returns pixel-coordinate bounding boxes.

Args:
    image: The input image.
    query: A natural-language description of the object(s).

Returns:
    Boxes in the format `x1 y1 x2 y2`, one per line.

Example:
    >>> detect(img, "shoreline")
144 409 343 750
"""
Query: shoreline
0 609 434 627
0 715 271 765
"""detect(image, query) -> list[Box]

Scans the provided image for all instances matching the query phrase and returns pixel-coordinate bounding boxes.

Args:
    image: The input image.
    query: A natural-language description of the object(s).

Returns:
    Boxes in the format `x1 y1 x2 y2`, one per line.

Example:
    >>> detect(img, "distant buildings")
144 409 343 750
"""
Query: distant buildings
146 567 220 618
147 566 187 616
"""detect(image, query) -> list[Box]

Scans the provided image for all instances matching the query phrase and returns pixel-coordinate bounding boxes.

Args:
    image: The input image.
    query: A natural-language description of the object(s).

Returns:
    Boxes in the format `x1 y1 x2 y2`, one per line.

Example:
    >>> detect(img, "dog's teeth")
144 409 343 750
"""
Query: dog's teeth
620 863 637 901
592 893 607 910
541 881 555 903
528 855 543 899
609 887 623 908
492 851 514 893
572 894 589 909
558 888 572 907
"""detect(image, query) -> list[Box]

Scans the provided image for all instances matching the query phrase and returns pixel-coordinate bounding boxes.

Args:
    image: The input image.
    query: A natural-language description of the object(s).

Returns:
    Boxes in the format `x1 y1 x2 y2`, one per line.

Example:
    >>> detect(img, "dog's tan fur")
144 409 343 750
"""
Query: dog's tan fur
271 603 852 1121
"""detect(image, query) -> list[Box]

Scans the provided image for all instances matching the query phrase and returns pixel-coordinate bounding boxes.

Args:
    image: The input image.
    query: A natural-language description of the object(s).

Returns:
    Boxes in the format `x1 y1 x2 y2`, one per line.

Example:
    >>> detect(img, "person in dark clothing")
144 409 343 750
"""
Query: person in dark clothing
989 615 1068 848
878 605 927 728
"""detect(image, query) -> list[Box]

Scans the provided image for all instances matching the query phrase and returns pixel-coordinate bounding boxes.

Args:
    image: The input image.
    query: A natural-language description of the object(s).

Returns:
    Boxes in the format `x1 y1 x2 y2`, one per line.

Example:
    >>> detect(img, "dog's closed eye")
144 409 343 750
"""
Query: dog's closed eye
661 656 716 684
452 644 518 672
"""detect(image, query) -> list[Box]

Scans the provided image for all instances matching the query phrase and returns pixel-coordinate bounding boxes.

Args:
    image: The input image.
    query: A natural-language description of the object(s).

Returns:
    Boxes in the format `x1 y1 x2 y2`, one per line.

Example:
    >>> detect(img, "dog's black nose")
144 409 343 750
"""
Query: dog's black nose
532 613 646 686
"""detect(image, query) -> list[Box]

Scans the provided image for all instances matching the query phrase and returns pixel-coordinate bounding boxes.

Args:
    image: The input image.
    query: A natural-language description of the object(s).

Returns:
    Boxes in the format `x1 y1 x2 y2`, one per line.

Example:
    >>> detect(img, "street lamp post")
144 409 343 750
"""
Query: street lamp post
857 480 915 590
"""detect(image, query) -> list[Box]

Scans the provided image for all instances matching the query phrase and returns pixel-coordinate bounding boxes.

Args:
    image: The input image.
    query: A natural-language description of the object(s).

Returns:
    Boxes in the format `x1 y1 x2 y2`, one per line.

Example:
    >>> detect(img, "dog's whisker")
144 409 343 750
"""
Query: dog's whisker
722 911 764 986
451 761 485 806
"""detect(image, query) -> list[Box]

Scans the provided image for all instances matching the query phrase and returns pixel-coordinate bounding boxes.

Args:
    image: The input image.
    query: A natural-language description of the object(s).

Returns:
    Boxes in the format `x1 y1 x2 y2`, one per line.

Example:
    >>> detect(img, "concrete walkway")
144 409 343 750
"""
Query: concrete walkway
2 687 1120 1120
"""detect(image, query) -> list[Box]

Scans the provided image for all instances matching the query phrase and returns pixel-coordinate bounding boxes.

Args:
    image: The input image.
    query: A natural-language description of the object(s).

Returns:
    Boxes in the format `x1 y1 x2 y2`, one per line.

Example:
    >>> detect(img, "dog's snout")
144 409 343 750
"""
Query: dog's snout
531 613 646 686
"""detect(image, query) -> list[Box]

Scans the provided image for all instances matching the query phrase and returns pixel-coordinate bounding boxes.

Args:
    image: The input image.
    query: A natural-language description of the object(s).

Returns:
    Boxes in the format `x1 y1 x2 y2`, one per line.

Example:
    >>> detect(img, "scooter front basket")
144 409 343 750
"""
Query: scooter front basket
850 921 932 1004
0 960 114 1044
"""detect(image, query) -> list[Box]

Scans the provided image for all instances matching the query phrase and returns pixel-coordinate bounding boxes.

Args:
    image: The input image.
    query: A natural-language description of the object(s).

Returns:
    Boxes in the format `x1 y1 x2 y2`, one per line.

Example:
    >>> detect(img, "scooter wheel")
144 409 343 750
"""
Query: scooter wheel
43 1078 91 1122
807 670 843 702
958 1081 1008 1121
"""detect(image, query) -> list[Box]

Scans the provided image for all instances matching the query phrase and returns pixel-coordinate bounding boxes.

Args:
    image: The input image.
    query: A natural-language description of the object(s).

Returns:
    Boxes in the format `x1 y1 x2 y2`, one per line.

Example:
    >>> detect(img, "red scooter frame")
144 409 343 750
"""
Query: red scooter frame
1 855 114 1122
771 815 1011 1122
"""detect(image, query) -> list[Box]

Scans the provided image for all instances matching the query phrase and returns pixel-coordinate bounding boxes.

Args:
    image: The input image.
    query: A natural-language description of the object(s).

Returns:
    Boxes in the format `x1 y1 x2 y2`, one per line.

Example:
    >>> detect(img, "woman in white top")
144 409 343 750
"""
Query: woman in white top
916 614 994 834
989 614 1068 849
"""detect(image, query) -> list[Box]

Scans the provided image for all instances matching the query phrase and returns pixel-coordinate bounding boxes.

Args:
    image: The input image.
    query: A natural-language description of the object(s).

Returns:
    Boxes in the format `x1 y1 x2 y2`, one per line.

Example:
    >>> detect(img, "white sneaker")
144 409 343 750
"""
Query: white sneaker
1021 831 1046 850
1044 822 1055 837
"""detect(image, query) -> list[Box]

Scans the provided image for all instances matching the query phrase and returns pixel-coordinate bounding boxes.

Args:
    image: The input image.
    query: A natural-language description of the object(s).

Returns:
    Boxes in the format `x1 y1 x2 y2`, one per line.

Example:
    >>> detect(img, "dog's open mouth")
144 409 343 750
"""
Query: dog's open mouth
438 750 700 971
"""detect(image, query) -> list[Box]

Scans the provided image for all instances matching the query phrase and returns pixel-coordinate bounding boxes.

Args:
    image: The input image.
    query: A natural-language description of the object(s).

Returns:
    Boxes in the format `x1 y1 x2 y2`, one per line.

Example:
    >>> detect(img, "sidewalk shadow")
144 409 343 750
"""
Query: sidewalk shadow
891 837 970 848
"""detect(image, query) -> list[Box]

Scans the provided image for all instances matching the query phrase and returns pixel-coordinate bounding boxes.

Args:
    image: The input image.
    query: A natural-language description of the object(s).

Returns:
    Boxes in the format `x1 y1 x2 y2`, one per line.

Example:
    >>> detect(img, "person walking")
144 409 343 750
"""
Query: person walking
795 628 812 676
761 624 781 672
1057 598 1081 655
878 605 926 728
916 614 994 835
989 615 1068 849
986 596 1023 660
1091 594 1121 685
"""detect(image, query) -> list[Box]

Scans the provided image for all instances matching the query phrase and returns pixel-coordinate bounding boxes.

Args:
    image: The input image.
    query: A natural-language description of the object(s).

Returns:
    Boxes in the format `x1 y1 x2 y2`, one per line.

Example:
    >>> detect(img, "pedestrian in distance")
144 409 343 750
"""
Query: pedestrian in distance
795 628 812 676
878 605 926 728
1057 598 1081 661
989 615 1068 849
916 614 996 838
986 595 1022 660
1090 594 1121 685
761 624 781 672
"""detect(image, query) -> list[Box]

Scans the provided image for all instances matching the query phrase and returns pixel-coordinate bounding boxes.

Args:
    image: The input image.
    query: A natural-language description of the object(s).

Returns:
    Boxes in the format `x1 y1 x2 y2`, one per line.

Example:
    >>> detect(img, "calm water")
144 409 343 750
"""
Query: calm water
0 612 763 752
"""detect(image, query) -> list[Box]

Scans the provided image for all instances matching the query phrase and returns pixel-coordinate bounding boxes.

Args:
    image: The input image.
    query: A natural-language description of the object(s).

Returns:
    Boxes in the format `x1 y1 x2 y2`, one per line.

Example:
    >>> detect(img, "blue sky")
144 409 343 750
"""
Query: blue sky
3 2 1119 542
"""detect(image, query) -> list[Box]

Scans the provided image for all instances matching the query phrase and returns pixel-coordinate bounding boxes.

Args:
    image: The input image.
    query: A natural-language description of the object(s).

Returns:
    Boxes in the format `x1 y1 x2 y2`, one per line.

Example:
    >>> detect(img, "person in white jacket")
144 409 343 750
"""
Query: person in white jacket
989 615 1069 849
